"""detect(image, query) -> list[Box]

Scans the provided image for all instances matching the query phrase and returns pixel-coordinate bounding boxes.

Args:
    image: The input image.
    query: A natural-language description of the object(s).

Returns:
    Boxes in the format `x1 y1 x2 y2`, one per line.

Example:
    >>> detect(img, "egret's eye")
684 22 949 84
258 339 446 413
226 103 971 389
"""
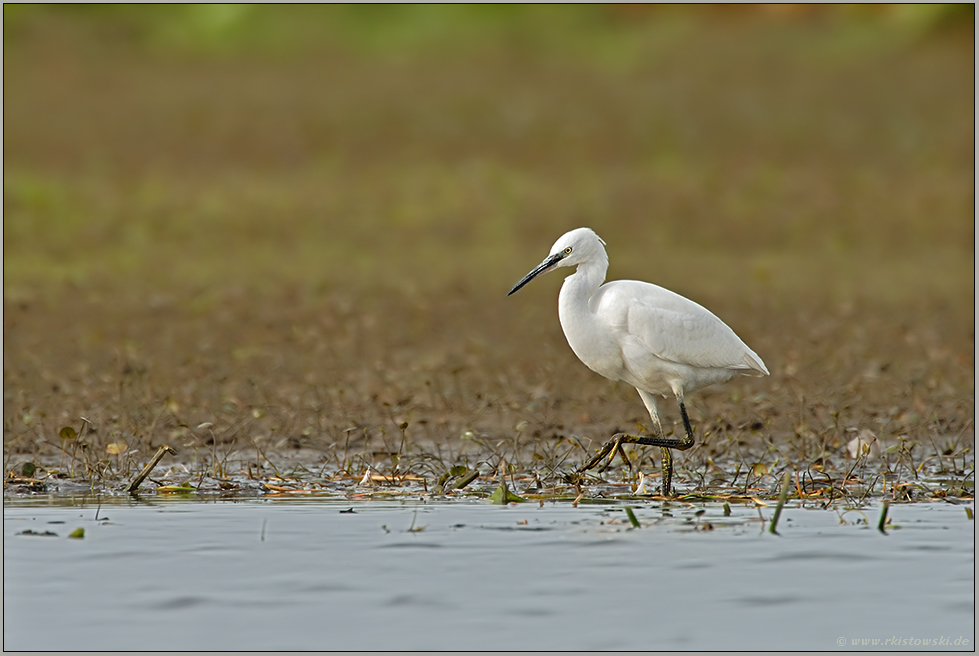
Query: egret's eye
564 247 573 254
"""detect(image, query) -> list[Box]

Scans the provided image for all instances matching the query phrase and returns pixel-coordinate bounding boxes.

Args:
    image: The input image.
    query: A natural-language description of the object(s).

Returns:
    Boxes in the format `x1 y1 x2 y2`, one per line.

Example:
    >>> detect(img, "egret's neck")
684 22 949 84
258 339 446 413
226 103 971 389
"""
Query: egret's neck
558 253 608 317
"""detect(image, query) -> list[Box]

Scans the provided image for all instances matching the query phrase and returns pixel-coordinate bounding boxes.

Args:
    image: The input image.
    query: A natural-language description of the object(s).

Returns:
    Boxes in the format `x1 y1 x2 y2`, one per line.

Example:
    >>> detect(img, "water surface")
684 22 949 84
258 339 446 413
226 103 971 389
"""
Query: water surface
4 498 974 650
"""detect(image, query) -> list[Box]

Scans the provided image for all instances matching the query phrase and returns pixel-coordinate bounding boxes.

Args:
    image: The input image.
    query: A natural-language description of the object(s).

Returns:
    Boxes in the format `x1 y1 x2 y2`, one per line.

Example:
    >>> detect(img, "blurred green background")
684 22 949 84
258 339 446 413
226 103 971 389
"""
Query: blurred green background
4 4 973 299
3 5 974 475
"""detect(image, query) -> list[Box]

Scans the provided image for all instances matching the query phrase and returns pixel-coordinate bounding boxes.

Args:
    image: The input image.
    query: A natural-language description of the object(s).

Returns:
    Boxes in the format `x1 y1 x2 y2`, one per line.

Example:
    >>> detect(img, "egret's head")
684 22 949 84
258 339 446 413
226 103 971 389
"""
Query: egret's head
507 227 607 296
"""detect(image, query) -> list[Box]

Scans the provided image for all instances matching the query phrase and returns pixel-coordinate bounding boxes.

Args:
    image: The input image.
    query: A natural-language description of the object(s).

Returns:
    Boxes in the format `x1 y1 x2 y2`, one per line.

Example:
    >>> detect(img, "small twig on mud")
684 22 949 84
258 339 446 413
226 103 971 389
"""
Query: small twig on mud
729 462 742 489
858 475 881 504
127 445 178 493
254 442 283 478
839 455 862 491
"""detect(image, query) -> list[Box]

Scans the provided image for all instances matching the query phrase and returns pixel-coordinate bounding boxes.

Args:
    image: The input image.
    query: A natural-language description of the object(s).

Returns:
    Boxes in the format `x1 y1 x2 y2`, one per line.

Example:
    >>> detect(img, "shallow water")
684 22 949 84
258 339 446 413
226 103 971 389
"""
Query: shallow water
4 497 974 651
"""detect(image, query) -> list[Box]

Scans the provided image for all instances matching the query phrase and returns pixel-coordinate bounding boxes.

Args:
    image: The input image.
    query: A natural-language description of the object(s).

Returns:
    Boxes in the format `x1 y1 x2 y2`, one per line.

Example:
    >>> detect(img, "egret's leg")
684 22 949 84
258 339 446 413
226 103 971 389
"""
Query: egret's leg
637 389 665 438
581 433 626 474
636 390 679 495
579 390 695 497
597 435 625 473
659 395 695 495
637 390 678 496
582 389 661 474
660 447 673 497
579 431 693 492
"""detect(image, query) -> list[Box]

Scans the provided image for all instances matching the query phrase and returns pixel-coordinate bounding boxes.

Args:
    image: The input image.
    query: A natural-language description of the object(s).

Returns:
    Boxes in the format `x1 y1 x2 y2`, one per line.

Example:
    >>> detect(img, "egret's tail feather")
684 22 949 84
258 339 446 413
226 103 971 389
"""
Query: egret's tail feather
742 351 769 376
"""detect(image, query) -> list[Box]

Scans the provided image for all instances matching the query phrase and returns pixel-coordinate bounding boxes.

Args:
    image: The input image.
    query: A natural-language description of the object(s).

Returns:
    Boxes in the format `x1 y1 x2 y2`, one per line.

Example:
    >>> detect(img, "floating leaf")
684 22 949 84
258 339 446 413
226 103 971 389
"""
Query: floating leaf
157 482 194 493
489 484 526 505
19 529 58 537
68 527 85 539
106 443 128 455
59 426 77 440
750 462 768 477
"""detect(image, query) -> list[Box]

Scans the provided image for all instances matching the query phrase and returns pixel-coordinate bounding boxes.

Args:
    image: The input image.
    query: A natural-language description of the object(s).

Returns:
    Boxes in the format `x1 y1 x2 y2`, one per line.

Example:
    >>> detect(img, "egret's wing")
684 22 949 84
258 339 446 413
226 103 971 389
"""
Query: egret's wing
598 282 768 375
631 304 765 373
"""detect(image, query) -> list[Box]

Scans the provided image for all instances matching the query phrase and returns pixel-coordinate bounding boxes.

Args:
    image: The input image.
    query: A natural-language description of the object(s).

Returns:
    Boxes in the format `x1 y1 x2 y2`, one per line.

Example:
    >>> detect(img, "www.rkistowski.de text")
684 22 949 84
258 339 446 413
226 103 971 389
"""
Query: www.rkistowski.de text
838 636 970 647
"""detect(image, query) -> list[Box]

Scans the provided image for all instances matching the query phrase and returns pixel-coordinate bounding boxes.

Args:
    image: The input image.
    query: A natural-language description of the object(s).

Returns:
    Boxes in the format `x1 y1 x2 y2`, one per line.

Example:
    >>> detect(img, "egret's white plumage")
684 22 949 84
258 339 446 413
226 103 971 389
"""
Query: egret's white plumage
508 227 768 495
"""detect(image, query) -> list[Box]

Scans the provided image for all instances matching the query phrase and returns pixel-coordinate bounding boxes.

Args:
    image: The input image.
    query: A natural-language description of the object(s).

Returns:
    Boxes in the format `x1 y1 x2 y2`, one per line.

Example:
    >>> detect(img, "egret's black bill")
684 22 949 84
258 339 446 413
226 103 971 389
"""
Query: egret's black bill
507 252 565 296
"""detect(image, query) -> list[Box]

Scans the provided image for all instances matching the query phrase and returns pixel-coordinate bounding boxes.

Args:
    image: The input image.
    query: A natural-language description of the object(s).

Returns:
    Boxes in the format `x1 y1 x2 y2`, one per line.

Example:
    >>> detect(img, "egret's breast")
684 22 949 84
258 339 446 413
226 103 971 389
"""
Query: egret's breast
558 302 625 383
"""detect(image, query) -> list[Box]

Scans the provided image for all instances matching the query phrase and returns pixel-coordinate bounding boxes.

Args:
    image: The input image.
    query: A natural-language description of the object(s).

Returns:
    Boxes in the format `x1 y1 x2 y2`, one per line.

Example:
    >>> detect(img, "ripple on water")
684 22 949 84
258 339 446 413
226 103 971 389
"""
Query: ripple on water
150 595 209 610
298 583 353 593
765 550 873 562
734 595 803 607
384 594 448 608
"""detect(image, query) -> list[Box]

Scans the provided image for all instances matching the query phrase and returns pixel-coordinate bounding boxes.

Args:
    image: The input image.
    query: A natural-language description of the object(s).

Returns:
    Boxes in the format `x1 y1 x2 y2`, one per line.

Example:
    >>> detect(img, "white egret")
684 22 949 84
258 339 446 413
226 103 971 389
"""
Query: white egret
508 227 768 496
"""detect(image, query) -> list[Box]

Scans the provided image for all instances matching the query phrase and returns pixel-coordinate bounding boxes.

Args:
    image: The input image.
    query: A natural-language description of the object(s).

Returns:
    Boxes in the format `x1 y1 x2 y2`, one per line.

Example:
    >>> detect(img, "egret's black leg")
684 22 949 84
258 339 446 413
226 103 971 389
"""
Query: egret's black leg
579 398 696 496
677 399 694 446
580 434 626 473
660 447 673 497
598 437 623 473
